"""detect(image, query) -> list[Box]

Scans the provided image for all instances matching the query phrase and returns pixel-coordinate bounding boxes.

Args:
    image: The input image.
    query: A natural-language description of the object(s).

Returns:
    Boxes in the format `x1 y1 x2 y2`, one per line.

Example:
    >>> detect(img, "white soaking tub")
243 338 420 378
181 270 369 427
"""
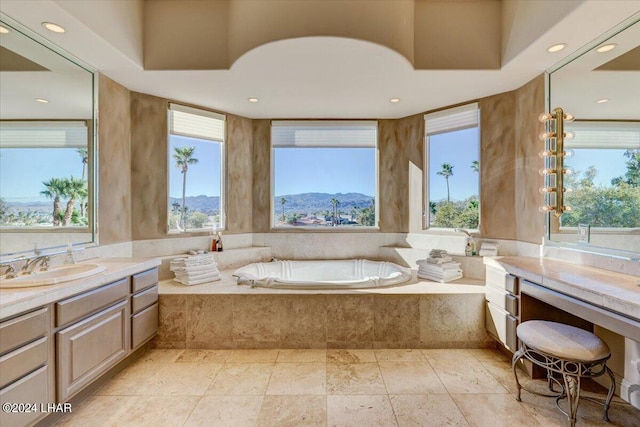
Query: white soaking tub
233 259 412 290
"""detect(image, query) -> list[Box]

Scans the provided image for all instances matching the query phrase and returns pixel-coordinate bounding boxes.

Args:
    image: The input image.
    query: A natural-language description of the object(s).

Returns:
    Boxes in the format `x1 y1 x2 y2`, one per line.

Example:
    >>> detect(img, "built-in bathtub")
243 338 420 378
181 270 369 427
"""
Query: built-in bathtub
234 259 412 289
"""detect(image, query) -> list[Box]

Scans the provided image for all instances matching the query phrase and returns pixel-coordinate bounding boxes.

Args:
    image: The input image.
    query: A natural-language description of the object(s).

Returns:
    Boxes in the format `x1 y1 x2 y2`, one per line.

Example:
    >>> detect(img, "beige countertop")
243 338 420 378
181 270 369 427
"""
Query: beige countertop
0 257 161 320
485 256 640 321
159 270 486 295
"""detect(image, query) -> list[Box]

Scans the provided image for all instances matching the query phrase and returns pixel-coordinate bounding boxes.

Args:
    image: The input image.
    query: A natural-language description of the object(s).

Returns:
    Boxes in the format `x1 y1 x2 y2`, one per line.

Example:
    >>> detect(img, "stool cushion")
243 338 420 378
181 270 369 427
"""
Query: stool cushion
517 320 610 362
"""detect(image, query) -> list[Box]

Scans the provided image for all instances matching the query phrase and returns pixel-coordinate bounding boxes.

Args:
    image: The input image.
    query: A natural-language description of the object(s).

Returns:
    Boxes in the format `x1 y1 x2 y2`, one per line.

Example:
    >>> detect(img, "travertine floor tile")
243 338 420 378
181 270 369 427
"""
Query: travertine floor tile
137 349 185 363
451 393 543 427
327 395 398 427
55 395 199 427
257 395 326 427
277 349 327 363
266 363 326 395
176 349 231 363
227 349 279 363
184 395 263 427
327 349 377 363
378 362 448 394
389 394 470 427
206 363 274 395
423 349 507 394
375 349 426 362
327 363 387 395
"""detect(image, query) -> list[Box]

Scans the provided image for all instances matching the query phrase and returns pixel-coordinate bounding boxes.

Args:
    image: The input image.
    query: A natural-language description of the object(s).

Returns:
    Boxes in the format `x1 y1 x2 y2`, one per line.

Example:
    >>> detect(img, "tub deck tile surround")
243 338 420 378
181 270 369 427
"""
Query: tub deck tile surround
154 271 490 349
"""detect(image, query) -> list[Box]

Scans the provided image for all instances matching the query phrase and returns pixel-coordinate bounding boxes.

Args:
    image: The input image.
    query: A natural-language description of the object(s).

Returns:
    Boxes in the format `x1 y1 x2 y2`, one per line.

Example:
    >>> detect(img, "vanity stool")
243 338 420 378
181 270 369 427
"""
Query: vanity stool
512 320 616 426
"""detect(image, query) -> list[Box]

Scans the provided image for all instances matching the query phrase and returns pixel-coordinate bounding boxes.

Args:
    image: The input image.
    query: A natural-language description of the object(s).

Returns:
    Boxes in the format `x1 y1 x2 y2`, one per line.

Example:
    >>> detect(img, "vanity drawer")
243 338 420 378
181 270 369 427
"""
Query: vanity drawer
0 337 48 389
0 366 49 427
486 267 518 294
56 278 129 327
485 302 518 351
132 268 158 293
486 285 519 317
0 307 48 355
132 303 158 349
131 285 158 314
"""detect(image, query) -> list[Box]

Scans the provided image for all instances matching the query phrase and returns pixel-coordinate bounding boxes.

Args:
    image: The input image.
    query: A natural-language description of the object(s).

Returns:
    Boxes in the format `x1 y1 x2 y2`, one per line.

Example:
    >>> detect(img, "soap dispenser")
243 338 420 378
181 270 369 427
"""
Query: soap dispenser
465 240 473 257
64 243 76 265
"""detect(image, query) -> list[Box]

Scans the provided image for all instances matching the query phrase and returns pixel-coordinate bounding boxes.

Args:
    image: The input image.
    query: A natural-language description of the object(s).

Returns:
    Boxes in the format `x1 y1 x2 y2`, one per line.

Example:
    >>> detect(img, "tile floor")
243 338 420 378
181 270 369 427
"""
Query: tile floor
54 348 640 427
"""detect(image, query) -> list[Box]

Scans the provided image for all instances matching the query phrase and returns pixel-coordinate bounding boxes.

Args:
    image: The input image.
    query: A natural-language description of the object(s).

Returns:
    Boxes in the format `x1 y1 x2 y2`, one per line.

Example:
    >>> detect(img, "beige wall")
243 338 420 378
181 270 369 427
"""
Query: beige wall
98 74 132 244
96 74 545 242
515 75 546 244
252 120 271 232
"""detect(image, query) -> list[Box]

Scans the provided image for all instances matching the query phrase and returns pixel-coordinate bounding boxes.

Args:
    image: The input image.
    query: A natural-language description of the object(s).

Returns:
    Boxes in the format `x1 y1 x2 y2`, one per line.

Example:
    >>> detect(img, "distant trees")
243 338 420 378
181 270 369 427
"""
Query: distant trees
429 160 479 229
330 198 340 226
41 178 67 226
39 177 89 227
280 197 287 222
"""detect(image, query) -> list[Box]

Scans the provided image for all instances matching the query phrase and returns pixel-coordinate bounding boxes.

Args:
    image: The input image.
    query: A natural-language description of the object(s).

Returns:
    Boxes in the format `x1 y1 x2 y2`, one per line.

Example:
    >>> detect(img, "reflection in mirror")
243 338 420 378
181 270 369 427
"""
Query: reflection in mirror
0 16 96 255
548 15 640 255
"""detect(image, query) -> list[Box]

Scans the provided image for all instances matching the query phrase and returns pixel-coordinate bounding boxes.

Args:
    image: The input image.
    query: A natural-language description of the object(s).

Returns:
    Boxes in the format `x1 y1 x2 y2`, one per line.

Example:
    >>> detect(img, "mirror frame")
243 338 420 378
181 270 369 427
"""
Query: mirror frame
0 13 98 256
543 13 640 260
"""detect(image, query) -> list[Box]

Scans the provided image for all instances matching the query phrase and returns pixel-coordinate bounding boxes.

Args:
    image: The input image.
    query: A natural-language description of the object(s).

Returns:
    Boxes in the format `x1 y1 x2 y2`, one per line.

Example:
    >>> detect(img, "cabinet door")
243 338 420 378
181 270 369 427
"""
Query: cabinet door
57 300 129 401
132 303 158 349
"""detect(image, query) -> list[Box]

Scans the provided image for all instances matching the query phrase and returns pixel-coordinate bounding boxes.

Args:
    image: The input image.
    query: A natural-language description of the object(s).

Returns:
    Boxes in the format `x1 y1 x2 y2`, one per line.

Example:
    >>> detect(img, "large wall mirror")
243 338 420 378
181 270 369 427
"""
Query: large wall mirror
547 14 639 257
0 15 97 255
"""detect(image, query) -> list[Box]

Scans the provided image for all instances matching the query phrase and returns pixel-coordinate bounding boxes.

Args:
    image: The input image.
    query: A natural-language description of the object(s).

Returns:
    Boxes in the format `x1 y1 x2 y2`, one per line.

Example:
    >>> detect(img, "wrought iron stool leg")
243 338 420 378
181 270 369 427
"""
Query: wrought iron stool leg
512 348 525 402
562 373 581 427
603 366 615 422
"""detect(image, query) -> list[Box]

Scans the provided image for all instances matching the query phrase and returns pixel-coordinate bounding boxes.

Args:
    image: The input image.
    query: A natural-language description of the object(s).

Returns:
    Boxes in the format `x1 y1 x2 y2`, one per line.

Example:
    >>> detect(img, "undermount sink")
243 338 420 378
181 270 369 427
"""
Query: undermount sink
0 263 106 288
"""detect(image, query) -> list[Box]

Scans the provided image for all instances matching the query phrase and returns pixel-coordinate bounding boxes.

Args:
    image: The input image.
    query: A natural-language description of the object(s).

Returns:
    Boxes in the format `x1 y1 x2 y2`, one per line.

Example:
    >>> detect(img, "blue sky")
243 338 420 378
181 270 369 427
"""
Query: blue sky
168 135 221 198
1 134 629 203
428 127 480 202
274 147 375 196
0 148 83 202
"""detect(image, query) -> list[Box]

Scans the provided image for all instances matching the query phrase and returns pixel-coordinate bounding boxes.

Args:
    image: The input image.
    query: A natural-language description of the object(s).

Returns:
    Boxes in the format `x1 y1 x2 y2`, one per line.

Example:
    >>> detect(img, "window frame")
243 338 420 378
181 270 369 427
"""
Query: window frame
269 120 379 230
423 103 481 231
167 103 226 233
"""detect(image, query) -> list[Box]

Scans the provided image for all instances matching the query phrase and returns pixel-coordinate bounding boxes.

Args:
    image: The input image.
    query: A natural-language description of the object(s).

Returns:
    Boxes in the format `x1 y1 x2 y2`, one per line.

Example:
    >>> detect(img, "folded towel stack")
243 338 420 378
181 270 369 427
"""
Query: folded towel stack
417 249 463 283
170 253 221 286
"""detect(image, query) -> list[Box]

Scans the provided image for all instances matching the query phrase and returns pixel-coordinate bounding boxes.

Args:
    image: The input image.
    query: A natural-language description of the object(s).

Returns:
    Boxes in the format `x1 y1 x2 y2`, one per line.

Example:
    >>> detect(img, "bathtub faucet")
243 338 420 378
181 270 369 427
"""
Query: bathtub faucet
271 257 278 262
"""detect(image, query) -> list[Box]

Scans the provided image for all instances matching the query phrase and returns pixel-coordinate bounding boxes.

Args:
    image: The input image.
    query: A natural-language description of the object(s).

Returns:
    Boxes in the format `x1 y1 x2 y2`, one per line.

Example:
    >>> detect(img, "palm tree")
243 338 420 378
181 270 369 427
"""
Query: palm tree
62 177 87 226
471 160 479 173
437 163 454 203
330 198 340 226
280 197 287 222
172 146 199 230
77 148 88 181
41 178 67 226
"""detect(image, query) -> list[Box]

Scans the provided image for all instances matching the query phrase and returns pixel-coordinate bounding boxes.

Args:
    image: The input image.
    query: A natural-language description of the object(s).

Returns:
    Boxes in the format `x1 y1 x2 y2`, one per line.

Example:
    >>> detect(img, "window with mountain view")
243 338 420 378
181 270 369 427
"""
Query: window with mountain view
271 121 378 228
424 104 480 229
0 121 90 229
168 104 224 233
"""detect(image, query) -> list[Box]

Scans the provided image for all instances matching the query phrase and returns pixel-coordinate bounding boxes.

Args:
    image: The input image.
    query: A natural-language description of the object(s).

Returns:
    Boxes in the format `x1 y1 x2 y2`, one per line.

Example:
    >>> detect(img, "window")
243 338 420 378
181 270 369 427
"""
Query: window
271 121 378 228
0 121 90 228
168 104 224 232
424 103 480 229
559 121 640 229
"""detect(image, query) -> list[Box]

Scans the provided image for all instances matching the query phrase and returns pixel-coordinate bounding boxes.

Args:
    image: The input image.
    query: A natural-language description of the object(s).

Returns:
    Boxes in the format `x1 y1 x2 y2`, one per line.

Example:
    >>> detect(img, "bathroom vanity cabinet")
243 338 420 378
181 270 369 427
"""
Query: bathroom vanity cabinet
484 265 519 351
0 264 159 427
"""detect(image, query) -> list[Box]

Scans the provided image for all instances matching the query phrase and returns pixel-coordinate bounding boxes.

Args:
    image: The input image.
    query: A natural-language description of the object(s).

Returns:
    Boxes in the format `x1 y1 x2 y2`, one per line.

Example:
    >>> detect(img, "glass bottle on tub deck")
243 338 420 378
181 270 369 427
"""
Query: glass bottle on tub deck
465 240 473 257
217 232 223 252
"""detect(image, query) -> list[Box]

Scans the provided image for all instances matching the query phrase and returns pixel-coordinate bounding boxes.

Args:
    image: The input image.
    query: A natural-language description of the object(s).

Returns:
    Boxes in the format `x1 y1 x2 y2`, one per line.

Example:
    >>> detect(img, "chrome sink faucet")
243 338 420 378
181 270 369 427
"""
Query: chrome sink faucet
21 255 50 275
0 263 17 279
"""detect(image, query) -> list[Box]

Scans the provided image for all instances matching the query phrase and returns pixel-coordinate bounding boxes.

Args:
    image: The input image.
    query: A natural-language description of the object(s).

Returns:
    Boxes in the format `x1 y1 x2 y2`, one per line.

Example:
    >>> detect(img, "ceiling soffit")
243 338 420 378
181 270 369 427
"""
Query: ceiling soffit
143 0 502 71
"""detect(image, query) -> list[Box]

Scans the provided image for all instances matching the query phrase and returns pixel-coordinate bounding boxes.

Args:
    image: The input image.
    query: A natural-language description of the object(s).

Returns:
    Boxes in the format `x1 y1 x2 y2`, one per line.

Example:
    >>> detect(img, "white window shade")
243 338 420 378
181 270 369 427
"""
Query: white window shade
565 121 640 149
424 103 479 136
0 121 88 148
272 121 377 148
169 103 225 142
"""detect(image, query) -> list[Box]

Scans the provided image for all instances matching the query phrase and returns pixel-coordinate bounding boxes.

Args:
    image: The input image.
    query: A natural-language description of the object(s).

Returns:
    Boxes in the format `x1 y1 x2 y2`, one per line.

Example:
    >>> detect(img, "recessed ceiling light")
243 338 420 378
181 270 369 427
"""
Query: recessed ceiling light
547 43 567 53
389 98 400 103
0 26 9 34
42 22 65 33
596 44 617 53
35 98 49 103
596 98 609 104
248 97 258 103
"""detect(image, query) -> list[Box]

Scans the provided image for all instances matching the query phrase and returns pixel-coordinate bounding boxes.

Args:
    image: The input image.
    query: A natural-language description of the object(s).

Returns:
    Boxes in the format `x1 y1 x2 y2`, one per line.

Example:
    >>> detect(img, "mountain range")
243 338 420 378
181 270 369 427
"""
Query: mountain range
168 192 374 215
